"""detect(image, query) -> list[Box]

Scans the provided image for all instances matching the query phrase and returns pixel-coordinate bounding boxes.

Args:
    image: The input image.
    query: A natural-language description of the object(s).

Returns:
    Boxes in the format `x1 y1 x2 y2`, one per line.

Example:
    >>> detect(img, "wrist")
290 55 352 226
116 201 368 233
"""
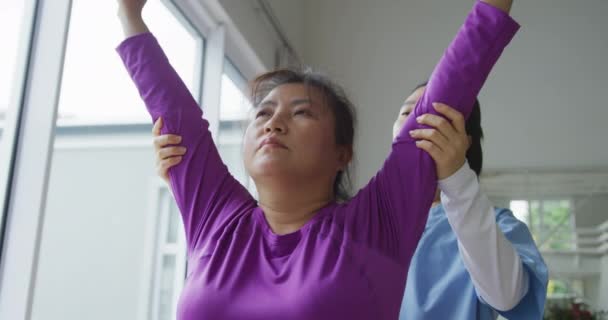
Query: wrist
438 161 476 197
438 159 466 180
117 4 144 22
118 11 149 38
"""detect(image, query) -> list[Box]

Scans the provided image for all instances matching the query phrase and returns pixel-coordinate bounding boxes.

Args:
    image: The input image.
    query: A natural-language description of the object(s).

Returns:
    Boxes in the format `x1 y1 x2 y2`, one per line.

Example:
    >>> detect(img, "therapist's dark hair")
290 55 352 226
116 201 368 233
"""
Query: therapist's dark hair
413 82 484 177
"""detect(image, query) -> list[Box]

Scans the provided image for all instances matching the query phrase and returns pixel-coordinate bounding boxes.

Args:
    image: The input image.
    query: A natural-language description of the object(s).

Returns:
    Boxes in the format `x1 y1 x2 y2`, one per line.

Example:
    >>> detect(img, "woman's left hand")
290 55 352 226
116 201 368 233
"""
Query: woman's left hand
410 103 470 180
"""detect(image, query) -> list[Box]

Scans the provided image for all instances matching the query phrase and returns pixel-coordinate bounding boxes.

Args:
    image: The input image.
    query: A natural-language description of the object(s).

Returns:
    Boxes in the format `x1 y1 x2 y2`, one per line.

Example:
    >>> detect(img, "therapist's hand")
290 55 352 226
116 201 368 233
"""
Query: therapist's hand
409 103 470 180
152 117 186 184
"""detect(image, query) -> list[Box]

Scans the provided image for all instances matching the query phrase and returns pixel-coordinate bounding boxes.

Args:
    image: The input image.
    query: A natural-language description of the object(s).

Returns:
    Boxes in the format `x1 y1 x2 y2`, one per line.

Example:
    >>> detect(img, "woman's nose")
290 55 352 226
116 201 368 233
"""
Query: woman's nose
264 113 287 134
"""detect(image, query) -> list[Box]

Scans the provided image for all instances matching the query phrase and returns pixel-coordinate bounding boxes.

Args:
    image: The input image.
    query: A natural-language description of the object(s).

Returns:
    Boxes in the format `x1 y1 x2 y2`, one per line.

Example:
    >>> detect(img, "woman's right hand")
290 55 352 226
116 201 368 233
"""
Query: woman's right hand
116 0 149 37
152 117 186 184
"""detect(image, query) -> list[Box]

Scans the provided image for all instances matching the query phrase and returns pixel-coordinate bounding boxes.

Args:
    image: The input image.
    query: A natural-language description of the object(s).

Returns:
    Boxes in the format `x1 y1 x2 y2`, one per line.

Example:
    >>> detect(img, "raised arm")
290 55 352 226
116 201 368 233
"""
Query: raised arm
398 0 519 136
345 1 520 267
115 0 254 254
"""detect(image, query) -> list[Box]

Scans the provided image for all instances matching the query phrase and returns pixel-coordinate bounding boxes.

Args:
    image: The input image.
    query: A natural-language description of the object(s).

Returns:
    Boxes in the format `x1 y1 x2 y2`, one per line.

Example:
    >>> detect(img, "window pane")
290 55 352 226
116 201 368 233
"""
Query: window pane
510 200 530 225
517 199 575 251
542 200 573 250
57 2 200 126
0 2 29 123
31 2 202 320
218 60 252 190
167 197 180 244
0 2 32 191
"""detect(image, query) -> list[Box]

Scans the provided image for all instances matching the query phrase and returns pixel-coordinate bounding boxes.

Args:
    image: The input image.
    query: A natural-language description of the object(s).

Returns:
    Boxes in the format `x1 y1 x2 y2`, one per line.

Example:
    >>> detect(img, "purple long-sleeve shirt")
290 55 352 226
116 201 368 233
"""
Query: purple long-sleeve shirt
117 2 519 319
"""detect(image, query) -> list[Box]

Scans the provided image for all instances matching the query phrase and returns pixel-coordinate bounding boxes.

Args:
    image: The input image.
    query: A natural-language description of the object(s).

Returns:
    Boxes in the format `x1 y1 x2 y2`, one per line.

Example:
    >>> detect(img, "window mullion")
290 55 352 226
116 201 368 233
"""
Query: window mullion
201 25 225 141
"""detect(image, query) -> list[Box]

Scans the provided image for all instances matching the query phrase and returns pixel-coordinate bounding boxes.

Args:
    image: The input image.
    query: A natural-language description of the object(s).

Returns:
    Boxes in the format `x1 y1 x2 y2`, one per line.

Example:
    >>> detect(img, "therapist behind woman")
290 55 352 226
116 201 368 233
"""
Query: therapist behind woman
397 83 548 319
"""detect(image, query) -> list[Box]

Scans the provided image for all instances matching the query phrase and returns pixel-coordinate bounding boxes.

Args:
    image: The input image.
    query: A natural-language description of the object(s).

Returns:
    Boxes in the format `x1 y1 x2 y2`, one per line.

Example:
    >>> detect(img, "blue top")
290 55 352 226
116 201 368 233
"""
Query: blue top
400 205 549 319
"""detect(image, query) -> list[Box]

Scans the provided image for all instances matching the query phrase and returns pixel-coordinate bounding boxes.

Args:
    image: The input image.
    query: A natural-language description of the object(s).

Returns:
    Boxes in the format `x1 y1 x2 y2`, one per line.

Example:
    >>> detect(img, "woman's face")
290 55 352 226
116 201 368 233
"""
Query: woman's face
243 83 349 187
392 86 425 140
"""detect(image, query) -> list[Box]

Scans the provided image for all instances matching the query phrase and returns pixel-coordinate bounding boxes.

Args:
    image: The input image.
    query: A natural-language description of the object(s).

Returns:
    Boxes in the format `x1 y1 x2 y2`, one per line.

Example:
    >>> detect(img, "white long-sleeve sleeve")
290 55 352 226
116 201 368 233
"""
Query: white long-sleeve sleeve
438 163 529 311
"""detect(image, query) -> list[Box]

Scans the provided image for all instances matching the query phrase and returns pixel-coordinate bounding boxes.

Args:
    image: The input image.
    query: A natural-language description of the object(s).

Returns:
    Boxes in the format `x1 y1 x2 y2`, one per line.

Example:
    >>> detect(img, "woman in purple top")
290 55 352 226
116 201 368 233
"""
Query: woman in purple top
116 1 518 319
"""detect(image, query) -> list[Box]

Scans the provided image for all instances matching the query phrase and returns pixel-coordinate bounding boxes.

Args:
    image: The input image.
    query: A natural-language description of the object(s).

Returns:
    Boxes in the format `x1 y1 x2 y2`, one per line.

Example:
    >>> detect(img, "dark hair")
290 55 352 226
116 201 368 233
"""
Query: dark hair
413 82 484 176
250 68 357 202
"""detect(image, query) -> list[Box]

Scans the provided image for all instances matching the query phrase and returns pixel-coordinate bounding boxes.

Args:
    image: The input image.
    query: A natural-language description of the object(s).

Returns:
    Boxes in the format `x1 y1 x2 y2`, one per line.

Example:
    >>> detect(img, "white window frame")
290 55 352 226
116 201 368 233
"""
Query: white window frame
0 0 38 257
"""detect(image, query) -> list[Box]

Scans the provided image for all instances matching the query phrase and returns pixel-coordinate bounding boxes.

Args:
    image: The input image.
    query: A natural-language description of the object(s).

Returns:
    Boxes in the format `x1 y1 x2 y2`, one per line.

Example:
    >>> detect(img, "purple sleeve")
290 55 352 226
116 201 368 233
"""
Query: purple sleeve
116 33 253 254
344 2 520 266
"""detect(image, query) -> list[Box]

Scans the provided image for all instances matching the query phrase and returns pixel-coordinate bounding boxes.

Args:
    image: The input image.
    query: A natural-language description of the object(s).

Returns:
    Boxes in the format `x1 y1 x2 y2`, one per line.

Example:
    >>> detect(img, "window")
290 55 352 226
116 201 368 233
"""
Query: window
30 2 202 320
544 278 587 307
510 199 575 250
546 278 585 298
217 59 255 193
511 200 589 304
56 1 202 126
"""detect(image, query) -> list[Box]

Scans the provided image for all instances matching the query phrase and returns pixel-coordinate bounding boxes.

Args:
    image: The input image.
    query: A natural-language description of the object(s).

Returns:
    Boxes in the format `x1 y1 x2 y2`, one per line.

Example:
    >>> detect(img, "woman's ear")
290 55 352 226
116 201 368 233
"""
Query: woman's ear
337 145 353 171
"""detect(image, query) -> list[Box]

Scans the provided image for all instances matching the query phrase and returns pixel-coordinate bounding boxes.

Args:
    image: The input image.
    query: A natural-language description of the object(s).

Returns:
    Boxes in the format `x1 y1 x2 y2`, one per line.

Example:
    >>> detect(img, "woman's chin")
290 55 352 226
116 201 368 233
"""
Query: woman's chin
250 158 294 178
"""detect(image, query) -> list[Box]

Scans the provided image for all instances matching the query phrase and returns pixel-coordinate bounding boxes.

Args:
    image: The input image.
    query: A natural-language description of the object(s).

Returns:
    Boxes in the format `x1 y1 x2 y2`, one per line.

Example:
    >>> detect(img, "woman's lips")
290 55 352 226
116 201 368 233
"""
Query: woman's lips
259 137 287 150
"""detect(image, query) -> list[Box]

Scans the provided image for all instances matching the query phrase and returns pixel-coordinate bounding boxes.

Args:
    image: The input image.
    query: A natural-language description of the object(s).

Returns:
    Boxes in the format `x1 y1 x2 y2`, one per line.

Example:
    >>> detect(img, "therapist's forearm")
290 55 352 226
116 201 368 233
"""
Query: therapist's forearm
439 164 528 311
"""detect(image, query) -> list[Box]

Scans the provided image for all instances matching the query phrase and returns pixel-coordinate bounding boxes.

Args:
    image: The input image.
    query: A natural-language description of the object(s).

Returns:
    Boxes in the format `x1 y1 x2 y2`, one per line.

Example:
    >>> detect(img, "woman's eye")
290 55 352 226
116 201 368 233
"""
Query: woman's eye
294 110 311 116
256 111 270 118
401 112 410 116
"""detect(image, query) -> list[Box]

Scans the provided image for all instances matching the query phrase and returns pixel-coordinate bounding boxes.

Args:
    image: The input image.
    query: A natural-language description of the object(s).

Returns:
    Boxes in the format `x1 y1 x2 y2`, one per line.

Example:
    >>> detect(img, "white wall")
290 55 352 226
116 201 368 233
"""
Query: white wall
575 194 608 228
266 0 305 58
219 0 276 70
301 0 608 188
